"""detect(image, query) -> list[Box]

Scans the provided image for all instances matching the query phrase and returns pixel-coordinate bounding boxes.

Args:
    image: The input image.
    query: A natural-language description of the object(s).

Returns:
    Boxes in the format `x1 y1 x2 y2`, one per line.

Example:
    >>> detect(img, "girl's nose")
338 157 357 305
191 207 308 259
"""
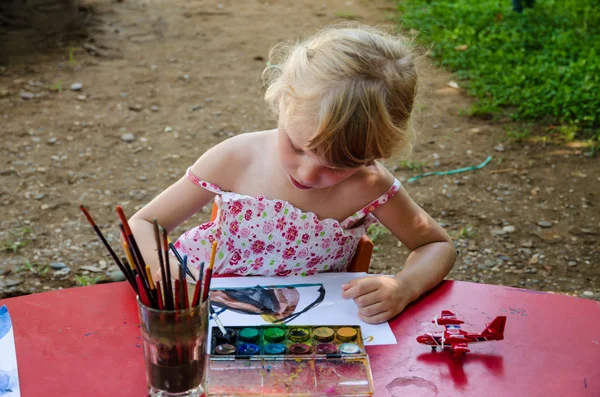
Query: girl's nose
297 161 319 185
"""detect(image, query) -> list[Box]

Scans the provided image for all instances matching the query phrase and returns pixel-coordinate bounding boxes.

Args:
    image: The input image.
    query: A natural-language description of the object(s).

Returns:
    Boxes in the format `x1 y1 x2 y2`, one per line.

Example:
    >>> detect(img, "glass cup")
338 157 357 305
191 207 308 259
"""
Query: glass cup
137 297 209 397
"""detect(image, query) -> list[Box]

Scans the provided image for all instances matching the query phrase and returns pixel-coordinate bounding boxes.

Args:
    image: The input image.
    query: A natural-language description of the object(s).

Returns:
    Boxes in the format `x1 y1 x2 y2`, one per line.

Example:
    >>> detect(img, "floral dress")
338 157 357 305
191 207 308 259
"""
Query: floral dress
174 167 401 277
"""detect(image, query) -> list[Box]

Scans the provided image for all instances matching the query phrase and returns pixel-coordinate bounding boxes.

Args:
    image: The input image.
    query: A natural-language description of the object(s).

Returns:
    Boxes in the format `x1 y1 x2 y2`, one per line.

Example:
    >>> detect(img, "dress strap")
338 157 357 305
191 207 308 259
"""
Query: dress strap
340 179 402 228
185 167 225 194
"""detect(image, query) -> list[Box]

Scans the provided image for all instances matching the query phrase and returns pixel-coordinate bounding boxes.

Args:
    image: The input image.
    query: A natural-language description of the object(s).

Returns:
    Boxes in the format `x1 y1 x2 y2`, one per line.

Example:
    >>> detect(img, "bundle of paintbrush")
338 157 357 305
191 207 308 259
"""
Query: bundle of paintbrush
79 204 217 311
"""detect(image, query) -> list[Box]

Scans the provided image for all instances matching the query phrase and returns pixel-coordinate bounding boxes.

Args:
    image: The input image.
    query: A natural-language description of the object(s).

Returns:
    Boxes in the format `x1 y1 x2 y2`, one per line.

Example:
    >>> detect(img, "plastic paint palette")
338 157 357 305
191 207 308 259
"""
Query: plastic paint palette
206 325 374 396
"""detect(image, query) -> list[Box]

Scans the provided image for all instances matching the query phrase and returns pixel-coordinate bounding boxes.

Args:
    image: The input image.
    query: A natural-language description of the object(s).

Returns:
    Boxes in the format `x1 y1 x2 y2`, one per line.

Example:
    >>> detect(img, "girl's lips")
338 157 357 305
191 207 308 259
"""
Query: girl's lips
289 175 312 190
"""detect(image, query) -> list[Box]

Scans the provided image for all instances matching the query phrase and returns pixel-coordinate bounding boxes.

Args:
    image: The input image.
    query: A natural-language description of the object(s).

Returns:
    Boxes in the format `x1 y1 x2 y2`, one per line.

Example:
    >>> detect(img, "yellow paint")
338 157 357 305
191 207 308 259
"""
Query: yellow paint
337 326 358 342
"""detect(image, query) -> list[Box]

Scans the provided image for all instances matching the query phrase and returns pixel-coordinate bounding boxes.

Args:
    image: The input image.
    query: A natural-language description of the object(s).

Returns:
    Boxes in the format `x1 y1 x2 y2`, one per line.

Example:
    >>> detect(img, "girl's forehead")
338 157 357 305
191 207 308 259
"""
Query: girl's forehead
280 114 317 145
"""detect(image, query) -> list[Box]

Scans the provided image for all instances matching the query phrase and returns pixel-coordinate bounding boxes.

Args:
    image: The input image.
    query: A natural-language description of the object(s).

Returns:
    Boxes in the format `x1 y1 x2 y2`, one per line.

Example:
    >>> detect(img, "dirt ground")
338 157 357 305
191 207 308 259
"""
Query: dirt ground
0 0 598 301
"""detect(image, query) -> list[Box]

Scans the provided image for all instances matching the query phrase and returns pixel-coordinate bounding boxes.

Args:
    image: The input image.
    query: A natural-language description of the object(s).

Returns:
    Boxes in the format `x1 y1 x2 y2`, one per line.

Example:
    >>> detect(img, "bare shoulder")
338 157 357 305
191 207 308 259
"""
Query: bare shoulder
346 161 396 202
189 129 274 190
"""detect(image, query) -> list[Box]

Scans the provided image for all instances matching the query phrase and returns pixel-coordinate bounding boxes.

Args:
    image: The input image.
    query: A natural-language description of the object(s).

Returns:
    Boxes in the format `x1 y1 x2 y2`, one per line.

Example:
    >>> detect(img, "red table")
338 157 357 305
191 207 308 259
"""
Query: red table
2 280 599 397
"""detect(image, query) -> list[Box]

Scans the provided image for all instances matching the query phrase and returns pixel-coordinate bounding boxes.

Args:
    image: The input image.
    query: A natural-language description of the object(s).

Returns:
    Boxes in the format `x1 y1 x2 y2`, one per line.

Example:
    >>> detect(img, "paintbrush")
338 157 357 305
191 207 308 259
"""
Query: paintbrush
182 255 189 309
79 205 137 292
155 281 164 310
161 227 174 310
191 262 205 307
136 275 151 307
201 241 217 303
120 227 138 277
174 279 181 310
178 258 185 310
116 205 151 299
210 305 227 336
168 238 196 281
145 265 157 302
153 220 172 310
116 206 155 307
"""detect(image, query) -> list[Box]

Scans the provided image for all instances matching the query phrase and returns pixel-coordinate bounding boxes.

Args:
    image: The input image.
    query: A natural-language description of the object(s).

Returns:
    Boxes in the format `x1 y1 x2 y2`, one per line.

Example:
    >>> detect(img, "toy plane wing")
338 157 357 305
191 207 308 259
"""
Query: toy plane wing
451 342 470 354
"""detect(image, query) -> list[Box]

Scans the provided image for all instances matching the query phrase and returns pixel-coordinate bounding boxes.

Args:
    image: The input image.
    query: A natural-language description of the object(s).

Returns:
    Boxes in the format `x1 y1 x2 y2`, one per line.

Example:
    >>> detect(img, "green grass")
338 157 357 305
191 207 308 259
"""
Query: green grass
450 224 476 240
1 227 32 253
398 160 427 172
398 0 600 140
367 224 391 242
75 275 103 286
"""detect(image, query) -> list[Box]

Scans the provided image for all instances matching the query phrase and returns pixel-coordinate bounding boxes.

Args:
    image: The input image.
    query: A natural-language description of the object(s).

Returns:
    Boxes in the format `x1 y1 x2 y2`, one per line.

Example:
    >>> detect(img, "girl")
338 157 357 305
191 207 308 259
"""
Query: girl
129 24 456 324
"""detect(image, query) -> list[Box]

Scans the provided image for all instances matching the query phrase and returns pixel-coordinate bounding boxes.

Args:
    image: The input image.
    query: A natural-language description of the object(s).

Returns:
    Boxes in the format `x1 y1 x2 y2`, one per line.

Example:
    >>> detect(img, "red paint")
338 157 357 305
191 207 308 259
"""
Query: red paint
1 280 599 396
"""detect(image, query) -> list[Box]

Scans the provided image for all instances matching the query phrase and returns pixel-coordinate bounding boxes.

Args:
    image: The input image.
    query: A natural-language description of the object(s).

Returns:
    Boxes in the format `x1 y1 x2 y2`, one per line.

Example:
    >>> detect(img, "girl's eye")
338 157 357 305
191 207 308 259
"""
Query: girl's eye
331 168 346 175
292 145 304 155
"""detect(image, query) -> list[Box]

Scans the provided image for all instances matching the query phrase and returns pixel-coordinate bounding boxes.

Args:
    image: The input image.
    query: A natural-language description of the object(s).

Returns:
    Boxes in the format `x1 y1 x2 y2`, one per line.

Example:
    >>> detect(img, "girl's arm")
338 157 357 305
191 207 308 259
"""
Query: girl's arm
128 138 245 275
342 182 456 324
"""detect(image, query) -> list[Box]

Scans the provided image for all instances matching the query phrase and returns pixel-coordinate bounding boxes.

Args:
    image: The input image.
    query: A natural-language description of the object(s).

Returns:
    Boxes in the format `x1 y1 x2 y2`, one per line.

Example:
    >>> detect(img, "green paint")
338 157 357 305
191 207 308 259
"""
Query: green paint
269 260 275 266
200 240 206 245
326 248 331 253
263 327 286 343
218 252 225 259
284 208 289 215
262 212 267 218
268 234 273 241
239 327 259 343
320 232 325 236
296 240 301 245
301 215 307 220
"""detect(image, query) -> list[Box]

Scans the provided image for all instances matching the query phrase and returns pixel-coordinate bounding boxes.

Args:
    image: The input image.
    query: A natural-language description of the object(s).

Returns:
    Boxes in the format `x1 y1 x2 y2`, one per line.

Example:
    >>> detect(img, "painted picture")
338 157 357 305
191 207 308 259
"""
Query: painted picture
0 305 20 397
211 283 326 324
209 273 397 346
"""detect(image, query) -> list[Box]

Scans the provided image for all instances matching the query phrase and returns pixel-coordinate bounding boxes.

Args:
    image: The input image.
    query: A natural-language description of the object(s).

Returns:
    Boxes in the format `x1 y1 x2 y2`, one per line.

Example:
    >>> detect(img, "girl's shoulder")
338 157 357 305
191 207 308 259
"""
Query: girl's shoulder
189 130 275 191
346 161 398 200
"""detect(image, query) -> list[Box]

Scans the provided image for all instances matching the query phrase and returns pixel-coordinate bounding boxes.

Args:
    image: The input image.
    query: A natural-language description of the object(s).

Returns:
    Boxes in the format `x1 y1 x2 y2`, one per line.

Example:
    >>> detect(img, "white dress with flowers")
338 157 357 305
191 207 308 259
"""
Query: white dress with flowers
173 167 401 277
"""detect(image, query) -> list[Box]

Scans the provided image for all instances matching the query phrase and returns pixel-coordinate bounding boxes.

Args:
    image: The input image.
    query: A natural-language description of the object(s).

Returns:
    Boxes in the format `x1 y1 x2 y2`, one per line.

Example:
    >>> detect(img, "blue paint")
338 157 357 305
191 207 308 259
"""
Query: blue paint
0 306 12 341
237 343 259 355
0 370 14 396
264 343 286 355
135 344 141 348
84 333 95 337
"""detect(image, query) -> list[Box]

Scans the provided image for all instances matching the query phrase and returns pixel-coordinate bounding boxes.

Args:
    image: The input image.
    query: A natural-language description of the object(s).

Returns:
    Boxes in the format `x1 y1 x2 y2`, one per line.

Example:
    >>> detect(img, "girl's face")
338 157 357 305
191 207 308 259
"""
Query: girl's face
276 112 358 190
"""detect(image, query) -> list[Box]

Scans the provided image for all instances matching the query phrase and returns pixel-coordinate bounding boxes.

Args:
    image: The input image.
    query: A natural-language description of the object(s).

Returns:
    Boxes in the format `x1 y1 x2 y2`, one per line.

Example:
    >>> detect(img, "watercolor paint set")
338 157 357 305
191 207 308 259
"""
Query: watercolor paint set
205 325 374 396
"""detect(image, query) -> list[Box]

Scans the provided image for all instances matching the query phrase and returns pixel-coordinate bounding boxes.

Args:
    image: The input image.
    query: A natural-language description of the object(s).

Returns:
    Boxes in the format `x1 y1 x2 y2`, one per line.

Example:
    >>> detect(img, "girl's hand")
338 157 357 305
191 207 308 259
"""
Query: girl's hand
341 276 411 324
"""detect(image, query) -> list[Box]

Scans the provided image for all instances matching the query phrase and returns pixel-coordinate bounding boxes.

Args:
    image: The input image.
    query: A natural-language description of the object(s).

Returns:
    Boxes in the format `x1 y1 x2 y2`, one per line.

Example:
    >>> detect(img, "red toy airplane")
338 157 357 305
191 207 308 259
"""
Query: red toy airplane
416 310 506 355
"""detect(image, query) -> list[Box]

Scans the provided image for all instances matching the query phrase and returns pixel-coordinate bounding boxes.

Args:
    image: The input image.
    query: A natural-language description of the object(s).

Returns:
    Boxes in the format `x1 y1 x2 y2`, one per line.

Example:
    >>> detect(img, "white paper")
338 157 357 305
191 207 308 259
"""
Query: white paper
0 305 20 397
208 273 397 346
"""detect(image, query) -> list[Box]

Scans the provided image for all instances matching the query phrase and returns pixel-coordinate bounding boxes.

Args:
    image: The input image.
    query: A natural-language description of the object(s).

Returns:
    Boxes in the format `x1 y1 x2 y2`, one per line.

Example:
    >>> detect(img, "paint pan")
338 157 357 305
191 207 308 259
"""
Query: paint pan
206 325 373 396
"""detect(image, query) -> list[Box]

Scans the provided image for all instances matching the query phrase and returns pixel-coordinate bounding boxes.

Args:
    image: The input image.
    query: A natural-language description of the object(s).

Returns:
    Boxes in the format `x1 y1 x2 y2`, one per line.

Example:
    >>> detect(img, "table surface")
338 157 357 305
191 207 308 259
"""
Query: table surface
2 279 599 397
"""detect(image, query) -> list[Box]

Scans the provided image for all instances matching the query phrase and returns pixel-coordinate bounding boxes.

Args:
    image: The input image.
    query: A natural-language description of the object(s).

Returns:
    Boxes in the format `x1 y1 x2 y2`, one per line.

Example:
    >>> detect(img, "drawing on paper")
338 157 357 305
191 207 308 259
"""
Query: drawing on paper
211 283 325 323
0 305 20 397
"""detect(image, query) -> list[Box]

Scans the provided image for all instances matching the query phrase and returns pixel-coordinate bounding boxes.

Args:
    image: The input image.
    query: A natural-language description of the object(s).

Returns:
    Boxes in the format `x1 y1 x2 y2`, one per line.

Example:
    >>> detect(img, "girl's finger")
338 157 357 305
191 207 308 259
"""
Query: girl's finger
357 301 387 317
359 310 393 325
353 289 380 308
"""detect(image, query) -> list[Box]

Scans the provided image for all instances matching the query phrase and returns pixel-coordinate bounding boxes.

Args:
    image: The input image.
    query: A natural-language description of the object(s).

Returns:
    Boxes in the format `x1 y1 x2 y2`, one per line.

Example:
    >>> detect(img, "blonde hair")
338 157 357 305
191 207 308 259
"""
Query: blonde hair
263 24 418 168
